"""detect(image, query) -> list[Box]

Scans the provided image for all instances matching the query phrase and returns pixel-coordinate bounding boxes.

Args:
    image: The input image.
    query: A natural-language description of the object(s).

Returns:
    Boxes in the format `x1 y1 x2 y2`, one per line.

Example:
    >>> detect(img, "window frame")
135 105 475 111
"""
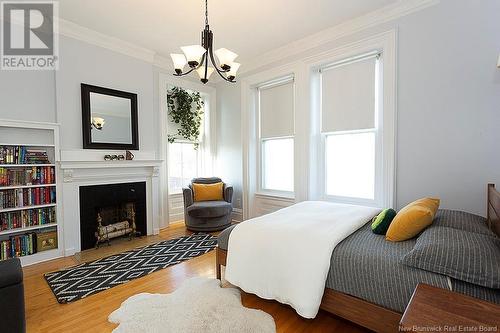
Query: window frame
317 52 385 207
165 85 214 195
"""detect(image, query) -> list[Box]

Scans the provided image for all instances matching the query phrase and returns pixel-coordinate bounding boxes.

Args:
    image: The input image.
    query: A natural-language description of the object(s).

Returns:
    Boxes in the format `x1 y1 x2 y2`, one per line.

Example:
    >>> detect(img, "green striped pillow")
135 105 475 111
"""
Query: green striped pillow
371 208 397 235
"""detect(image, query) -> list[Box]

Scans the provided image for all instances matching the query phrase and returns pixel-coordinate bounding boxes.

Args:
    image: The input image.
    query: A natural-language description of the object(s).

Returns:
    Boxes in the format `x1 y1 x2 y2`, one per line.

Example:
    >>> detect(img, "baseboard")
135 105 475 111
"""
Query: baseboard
168 212 184 223
231 208 243 223
65 247 76 256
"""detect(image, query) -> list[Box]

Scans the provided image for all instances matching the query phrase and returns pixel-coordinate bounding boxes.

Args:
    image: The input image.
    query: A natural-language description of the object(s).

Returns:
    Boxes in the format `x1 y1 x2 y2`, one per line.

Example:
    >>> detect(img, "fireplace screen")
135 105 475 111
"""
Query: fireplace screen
95 202 138 247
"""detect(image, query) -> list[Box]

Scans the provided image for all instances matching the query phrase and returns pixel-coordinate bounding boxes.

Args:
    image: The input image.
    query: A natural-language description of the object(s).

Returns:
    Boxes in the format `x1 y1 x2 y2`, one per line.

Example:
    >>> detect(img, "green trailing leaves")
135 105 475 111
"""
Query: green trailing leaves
167 87 204 149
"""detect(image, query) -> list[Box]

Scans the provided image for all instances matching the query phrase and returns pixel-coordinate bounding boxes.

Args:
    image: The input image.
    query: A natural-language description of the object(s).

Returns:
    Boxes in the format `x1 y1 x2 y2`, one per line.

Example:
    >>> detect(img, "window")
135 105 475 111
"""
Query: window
258 77 295 193
168 142 199 194
325 131 375 199
262 138 294 192
167 86 211 195
321 53 380 202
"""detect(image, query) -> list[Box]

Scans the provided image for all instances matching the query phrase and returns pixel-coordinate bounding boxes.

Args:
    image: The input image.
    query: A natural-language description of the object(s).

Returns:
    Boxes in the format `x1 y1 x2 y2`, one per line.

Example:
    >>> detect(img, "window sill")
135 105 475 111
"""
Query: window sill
255 192 295 202
323 195 381 208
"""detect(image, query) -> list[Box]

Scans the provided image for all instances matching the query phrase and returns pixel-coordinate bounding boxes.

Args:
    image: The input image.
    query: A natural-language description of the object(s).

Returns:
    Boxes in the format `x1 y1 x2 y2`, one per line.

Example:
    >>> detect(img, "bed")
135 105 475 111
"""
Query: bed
215 184 500 332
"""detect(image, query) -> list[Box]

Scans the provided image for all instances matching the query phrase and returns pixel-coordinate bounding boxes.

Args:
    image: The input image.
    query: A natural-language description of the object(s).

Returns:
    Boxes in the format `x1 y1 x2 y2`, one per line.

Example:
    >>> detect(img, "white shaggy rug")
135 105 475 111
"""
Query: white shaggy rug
108 277 276 333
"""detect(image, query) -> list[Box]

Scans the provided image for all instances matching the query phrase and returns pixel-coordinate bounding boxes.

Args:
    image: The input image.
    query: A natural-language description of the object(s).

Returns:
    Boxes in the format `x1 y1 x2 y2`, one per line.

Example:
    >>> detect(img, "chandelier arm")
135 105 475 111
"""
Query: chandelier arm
174 67 196 77
173 53 206 77
208 45 235 82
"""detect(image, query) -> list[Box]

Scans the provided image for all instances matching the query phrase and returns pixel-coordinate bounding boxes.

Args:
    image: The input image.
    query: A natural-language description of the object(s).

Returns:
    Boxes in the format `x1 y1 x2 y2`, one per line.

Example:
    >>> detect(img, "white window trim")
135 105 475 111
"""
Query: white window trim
306 30 396 208
241 64 305 219
158 73 217 225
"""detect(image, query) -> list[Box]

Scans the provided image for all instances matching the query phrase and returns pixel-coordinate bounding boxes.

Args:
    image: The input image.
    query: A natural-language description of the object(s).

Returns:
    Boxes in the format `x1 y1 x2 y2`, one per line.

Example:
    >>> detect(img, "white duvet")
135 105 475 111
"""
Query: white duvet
225 201 380 319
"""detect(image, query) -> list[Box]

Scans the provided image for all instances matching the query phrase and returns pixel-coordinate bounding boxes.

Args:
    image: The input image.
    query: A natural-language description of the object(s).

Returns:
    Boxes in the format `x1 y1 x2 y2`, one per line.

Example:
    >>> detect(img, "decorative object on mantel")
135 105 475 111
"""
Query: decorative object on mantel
170 0 240 84
81 84 139 150
167 87 204 148
108 277 276 333
125 151 134 160
103 154 125 161
44 234 217 303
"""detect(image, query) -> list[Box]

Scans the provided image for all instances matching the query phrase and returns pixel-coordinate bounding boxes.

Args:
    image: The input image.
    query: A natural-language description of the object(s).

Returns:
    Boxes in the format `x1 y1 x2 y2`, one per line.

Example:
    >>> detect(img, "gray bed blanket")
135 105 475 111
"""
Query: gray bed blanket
217 210 500 313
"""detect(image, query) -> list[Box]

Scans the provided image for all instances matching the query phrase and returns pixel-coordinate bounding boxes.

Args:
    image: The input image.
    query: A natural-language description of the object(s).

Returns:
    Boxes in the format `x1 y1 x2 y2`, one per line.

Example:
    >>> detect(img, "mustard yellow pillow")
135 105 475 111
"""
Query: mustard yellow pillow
193 182 224 202
386 198 440 242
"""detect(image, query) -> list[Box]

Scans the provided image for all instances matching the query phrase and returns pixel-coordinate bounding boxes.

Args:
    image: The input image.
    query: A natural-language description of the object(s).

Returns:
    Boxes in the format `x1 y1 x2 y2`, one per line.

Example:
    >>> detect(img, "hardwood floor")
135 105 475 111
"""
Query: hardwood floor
24 222 369 333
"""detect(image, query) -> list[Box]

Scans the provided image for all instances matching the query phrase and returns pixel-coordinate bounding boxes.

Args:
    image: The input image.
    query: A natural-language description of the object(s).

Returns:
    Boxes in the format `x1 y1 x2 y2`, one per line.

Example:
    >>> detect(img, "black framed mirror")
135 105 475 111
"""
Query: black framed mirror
81 83 139 150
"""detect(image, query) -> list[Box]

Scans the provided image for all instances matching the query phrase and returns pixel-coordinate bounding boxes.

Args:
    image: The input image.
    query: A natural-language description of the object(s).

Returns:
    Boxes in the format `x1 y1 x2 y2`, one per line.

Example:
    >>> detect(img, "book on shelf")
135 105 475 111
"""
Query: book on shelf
0 207 56 231
0 145 51 164
0 228 57 261
0 187 56 209
0 232 37 260
0 166 55 186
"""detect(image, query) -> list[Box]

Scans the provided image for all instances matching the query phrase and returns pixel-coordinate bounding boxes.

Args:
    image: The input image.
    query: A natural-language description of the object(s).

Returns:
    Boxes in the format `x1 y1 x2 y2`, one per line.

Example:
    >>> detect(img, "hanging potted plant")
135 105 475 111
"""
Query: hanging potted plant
166 87 204 149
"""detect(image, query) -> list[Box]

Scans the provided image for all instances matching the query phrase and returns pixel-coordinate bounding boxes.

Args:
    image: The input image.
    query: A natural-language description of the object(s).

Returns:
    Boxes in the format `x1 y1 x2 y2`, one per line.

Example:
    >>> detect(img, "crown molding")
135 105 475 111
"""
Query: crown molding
57 18 156 64
239 0 439 75
55 0 438 78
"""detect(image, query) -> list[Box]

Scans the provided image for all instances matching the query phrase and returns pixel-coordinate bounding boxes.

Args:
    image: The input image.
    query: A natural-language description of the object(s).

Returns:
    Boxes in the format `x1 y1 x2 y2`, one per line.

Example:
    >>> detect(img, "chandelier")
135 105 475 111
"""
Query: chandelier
170 0 240 84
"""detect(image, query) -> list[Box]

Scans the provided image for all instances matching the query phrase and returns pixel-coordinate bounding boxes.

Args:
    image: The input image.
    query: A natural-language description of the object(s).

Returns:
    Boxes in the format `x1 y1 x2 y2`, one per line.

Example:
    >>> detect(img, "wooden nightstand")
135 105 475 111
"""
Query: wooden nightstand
400 284 500 332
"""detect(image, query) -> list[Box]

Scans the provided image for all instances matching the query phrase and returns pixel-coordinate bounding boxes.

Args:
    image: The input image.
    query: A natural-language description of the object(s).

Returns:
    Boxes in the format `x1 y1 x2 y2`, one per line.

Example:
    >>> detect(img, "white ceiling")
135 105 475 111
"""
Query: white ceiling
59 0 398 65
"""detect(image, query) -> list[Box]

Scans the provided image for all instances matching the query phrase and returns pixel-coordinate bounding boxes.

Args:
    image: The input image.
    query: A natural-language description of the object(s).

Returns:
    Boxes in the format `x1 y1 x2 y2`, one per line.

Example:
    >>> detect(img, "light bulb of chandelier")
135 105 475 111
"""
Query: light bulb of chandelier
196 66 215 83
170 54 187 74
215 48 238 71
181 45 206 67
226 62 240 81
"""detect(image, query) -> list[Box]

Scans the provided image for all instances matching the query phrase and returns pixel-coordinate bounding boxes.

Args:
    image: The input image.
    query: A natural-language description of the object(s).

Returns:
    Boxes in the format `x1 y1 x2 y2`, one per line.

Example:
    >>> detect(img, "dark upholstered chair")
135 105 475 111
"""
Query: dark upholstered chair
0 258 26 333
183 177 233 232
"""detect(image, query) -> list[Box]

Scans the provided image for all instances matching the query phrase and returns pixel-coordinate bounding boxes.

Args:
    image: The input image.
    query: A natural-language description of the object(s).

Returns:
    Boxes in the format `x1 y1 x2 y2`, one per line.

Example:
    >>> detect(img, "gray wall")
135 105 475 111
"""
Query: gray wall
215 82 243 209
215 0 500 215
0 36 157 154
0 70 56 122
55 36 156 152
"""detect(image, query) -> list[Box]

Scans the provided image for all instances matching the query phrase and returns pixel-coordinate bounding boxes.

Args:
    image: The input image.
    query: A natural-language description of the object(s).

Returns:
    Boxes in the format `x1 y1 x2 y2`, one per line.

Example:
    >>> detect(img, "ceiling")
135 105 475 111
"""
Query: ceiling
58 0 398 66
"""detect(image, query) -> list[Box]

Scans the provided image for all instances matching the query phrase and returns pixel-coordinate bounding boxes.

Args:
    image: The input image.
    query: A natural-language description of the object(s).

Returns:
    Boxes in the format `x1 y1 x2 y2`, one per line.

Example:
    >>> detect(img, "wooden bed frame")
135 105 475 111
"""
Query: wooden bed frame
215 184 500 333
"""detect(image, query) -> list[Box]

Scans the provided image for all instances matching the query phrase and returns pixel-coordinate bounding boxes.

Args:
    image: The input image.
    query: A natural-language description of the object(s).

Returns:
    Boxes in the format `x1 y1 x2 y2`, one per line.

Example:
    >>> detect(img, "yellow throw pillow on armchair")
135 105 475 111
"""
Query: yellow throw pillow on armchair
193 182 224 202
386 198 440 242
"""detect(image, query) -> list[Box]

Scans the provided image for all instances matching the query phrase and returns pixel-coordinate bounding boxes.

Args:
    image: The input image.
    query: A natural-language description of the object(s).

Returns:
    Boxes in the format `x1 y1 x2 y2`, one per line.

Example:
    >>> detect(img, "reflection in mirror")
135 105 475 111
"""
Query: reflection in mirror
89 92 133 144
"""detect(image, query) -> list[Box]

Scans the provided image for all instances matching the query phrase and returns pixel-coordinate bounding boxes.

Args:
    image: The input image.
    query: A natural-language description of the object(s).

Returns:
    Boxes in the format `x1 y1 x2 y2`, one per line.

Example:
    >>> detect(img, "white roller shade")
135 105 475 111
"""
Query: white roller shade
321 56 377 133
259 80 294 139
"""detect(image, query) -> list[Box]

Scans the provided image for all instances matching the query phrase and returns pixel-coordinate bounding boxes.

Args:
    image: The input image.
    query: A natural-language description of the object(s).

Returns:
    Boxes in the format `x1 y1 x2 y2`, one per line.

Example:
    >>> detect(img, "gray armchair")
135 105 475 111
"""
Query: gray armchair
183 177 233 232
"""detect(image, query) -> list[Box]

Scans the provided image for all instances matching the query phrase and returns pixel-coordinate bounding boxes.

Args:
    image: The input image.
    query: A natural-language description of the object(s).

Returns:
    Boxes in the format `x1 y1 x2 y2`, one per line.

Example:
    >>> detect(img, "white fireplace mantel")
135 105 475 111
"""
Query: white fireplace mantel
60 159 163 170
59 158 164 256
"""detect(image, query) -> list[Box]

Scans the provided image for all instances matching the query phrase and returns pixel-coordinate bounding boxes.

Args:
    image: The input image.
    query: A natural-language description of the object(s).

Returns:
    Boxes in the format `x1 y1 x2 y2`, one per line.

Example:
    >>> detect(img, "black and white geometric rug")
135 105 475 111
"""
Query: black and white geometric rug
44 233 217 303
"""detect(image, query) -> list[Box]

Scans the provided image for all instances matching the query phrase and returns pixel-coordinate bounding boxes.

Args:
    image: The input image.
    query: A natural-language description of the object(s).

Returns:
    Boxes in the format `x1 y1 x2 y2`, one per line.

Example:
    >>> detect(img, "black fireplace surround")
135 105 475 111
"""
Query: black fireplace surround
79 182 146 251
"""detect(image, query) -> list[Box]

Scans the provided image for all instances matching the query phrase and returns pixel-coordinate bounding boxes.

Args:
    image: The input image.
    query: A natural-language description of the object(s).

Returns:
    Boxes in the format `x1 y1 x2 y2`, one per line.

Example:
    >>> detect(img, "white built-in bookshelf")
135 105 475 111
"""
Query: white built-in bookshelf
0 120 62 266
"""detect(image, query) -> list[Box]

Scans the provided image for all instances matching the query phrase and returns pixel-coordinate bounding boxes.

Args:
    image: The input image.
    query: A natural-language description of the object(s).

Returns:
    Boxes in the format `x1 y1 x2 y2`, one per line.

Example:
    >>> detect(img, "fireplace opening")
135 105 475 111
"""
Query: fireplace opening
95 202 139 248
79 182 146 251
